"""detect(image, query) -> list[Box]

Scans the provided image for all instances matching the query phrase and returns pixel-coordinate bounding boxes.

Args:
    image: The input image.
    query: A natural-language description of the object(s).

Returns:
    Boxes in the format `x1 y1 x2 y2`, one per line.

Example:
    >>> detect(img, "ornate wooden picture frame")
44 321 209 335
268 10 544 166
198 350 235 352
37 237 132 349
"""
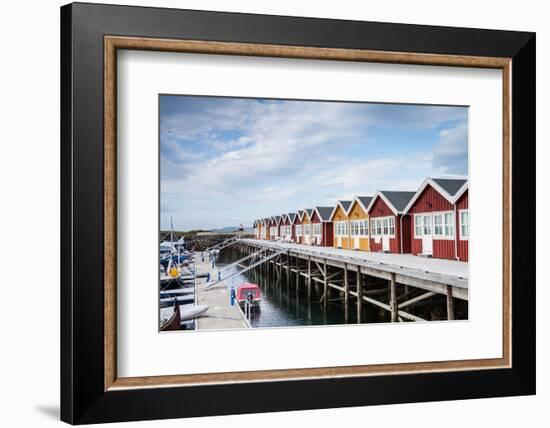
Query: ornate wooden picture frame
61 2 535 424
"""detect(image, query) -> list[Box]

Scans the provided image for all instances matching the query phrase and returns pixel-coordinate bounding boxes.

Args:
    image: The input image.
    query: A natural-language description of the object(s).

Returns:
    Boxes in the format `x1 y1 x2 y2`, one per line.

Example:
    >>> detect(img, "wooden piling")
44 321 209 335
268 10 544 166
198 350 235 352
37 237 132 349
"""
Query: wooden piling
323 259 328 309
390 272 397 322
344 262 349 323
356 269 363 323
307 256 312 299
446 285 455 320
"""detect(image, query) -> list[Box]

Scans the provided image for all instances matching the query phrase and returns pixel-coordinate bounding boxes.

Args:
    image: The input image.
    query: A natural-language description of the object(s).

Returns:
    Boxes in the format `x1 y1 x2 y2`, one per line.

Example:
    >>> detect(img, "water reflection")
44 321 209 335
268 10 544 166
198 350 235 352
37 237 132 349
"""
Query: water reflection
216 247 384 328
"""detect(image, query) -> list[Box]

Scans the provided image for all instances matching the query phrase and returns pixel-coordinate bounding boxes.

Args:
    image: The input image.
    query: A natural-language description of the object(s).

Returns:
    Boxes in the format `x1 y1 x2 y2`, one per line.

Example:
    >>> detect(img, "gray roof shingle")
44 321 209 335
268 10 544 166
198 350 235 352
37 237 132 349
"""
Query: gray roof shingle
357 196 373 210
339 200 352 211
380 191 416 213
432 178 467 196
315 206 334 221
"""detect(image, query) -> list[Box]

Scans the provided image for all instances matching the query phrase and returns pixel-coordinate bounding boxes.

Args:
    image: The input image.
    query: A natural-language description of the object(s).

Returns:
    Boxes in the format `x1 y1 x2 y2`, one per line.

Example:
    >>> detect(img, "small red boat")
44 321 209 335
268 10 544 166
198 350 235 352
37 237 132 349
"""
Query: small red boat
236 283 261 307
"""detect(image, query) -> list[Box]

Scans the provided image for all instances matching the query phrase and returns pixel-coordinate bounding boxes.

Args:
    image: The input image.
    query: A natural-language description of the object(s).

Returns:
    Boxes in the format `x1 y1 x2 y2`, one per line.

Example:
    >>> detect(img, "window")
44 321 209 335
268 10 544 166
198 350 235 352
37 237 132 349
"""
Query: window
434 214 443 236
444 213 454 237
312 223 321 235
423 215 431 235
376 219 382 235
460 210 469 239
415 215 422 237
383 218 389 235
353 221 359 236
336 221 348 236
364 220 369 236
389 217 395 235
296 225 302 236
431 212 454 238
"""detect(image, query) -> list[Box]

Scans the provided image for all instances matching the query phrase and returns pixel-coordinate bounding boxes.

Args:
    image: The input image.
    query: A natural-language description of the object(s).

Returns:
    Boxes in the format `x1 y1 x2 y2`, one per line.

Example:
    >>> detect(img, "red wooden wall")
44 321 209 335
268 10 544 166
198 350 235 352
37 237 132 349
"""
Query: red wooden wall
310 211 333 246
456 191 468 261
368 196 411 254
408 185 469 261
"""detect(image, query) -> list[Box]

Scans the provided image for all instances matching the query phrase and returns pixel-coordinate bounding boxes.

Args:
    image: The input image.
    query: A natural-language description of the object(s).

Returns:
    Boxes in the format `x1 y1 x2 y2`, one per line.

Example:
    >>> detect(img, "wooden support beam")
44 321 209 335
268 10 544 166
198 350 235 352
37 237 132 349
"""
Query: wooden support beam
344 262 349 323
307 256 312 299
323 259 328 309
398 291 437 309
296 255 300 287
363 288 391 296
390 272 397 322
357 269 363 323
326 270 343 281
328 283 345 292
446 285 455 320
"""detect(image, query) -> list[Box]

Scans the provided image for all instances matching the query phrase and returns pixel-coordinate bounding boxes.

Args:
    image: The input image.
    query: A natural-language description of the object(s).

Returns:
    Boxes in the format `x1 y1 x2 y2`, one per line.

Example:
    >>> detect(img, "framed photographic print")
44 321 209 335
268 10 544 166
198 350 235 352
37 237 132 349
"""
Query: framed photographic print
61 2 536 424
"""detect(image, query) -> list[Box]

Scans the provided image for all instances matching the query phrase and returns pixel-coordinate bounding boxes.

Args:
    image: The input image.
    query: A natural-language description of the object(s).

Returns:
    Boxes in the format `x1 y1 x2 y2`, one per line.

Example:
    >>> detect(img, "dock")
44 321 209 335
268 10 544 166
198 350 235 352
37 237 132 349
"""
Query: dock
236 238 469 322
194 251 250 330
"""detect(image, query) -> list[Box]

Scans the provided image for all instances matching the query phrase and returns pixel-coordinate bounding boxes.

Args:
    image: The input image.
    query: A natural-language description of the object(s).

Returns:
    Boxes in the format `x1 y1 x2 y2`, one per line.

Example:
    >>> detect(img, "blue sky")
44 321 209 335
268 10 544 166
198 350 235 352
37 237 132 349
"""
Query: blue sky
160 95 468 230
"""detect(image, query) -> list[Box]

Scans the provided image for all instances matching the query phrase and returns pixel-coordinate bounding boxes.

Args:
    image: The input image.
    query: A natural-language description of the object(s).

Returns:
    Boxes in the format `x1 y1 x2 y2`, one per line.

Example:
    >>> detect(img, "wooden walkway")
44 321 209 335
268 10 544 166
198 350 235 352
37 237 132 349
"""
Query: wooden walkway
238 238 469 322
194 252 249 330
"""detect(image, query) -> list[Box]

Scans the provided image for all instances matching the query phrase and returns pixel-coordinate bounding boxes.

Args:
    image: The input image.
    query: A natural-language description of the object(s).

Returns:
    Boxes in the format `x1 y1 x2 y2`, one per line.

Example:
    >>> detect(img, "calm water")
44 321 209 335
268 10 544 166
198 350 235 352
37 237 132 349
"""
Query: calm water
216 247 387 328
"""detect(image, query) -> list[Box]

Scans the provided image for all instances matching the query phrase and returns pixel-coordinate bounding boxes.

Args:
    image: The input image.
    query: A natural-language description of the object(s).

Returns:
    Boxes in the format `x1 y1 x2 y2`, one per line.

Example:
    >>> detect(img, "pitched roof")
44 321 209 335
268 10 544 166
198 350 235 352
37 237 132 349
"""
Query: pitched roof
287 212 297 223
357 196 373 209
297 210 305 221
402 177 469 214
432 178 467 197
329 200 352 220
274 215 282 224
314 206 334 222
340 200 352 212
367 191 416 214
305 208 314 219
348 196 373 214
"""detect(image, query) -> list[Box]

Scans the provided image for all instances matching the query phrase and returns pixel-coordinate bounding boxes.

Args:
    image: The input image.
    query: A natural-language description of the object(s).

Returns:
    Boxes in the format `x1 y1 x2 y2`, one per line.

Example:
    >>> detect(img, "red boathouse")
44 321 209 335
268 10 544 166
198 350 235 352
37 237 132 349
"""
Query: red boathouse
404 178 468 261
367 191 416 254
310 206 335 246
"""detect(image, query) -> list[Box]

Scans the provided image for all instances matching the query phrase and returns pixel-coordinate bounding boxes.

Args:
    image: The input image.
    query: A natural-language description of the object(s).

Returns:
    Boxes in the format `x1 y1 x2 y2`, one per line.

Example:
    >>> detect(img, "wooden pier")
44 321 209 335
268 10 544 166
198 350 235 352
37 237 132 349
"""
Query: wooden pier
194 251 250 330
237 239 468 322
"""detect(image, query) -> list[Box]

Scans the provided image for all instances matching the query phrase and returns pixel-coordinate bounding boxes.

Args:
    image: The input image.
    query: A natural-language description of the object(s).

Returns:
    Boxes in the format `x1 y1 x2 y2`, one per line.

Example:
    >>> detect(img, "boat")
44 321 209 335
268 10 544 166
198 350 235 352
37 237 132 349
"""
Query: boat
160 304 209 324
160 299 181 331
160 294 194 307
161 287 194 297
236 283 261 307
179 304 209 321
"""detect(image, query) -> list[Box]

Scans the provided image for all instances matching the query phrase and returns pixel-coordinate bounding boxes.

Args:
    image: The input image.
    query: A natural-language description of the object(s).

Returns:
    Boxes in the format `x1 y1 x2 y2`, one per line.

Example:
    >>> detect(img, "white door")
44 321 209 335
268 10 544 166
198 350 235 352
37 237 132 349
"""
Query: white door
422 214 433 255
382 235 390 251
353 237 360 249
337 237 342 247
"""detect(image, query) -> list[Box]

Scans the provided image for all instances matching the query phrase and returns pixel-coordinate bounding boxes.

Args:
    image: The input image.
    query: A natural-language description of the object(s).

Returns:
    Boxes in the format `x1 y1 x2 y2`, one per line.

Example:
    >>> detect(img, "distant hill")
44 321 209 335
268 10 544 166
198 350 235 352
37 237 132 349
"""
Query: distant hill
210 226 254 233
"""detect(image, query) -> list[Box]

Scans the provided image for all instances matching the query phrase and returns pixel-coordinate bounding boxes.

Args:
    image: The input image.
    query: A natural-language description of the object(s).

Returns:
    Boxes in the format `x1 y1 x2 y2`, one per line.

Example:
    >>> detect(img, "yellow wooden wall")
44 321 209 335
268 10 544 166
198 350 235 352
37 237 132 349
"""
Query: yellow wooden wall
347 201 370 251
331 205 351 249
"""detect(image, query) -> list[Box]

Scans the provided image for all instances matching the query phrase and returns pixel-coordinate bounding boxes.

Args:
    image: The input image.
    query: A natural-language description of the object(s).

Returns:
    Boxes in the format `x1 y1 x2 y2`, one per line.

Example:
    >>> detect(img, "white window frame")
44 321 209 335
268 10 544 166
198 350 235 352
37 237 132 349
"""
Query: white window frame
459 209 469 240
350 219 369 237
312 223 321 236
414 214 423 238
415 211 455 240
444 212 454 238
433 213 444 236
296 224 302 236
335 221 348 237
371 216 395 238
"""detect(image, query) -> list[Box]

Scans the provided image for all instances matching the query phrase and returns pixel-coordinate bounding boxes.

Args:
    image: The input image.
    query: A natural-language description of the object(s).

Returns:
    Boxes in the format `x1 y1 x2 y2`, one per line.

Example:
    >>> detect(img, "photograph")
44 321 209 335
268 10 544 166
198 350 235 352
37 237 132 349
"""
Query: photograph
158 95 469 331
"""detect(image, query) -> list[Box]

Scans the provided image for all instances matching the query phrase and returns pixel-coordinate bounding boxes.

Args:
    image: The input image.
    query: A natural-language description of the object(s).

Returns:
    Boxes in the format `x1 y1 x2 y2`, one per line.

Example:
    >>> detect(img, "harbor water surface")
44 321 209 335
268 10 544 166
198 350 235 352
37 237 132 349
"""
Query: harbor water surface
216 247 386 328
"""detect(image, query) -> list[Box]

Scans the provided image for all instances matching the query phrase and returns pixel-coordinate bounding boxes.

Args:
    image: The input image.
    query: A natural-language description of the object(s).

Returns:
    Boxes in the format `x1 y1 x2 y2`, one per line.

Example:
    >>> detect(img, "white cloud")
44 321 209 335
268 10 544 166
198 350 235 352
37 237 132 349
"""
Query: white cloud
160 98 467 229
433 122 468 174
